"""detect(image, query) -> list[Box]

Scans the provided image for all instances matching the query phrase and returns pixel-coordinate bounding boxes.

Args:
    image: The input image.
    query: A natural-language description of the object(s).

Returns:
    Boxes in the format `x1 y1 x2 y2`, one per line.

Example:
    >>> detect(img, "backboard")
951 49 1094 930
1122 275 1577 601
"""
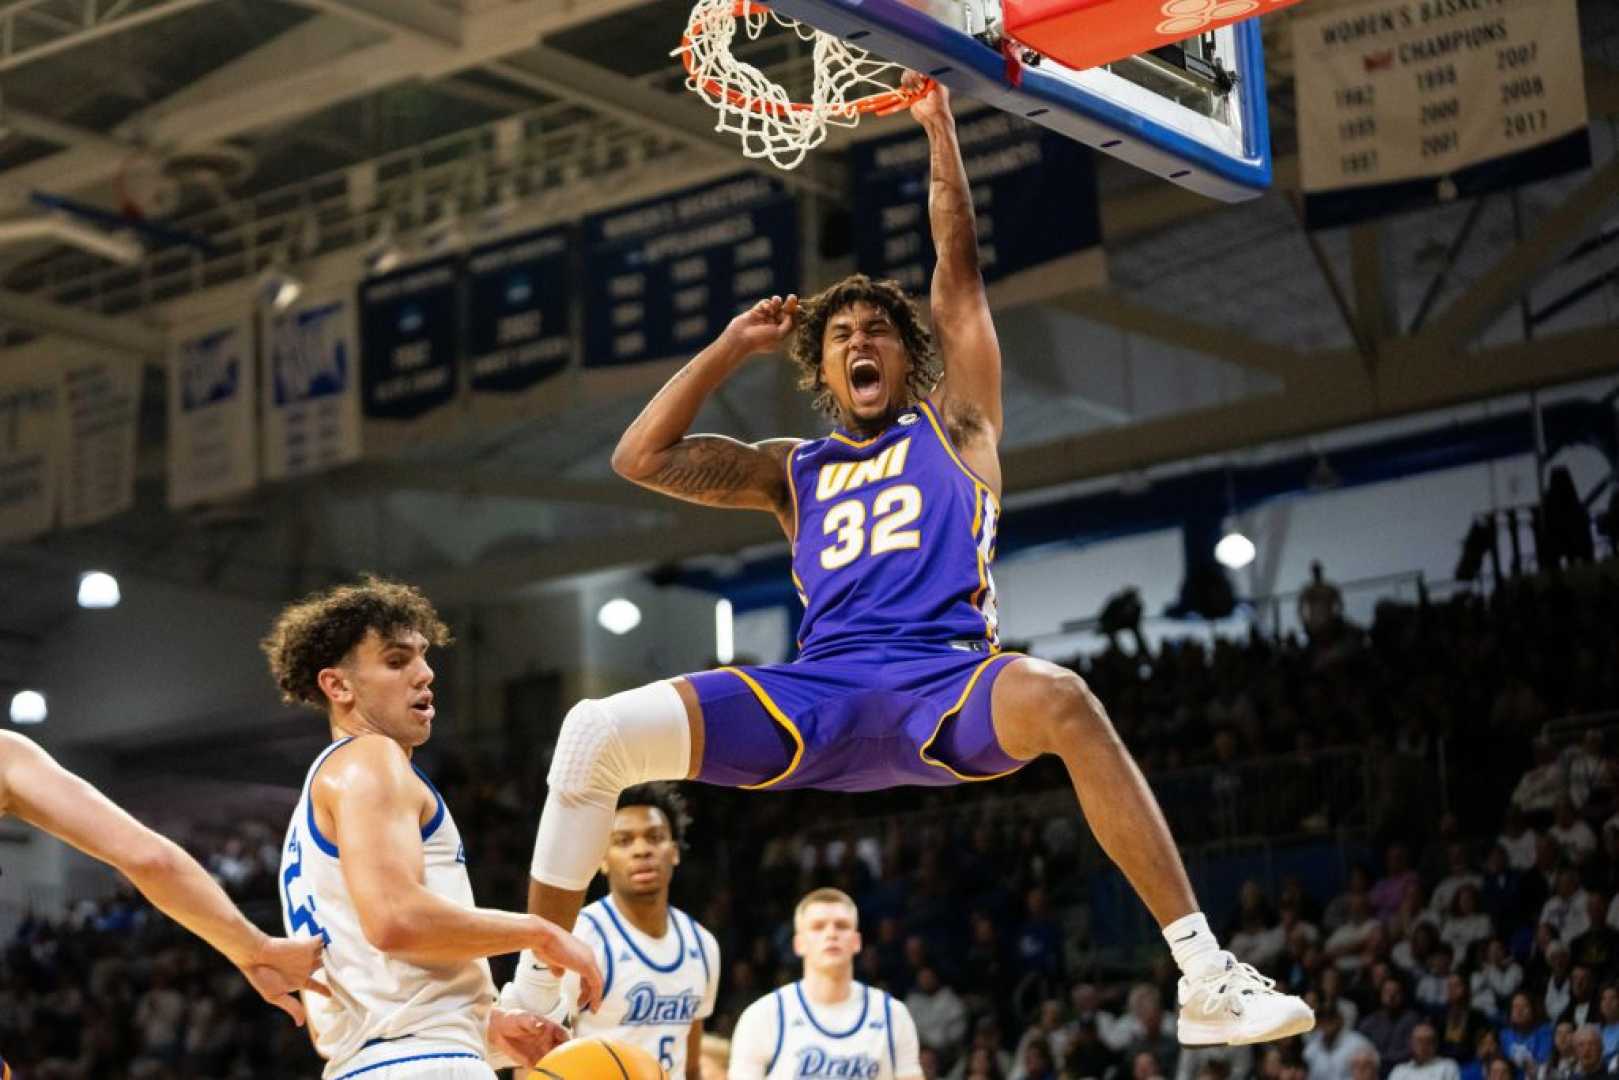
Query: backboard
767 0 1273 202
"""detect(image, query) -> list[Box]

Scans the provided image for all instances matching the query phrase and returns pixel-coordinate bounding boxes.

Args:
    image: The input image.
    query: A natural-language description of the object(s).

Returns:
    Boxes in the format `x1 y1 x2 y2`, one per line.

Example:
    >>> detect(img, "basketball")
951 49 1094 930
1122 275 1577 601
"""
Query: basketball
532 1038 666 1080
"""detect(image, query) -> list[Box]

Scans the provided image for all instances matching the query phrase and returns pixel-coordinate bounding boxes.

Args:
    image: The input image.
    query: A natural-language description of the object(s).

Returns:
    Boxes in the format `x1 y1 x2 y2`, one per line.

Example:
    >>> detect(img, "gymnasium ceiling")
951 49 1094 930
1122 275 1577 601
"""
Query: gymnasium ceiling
0 0 1615 669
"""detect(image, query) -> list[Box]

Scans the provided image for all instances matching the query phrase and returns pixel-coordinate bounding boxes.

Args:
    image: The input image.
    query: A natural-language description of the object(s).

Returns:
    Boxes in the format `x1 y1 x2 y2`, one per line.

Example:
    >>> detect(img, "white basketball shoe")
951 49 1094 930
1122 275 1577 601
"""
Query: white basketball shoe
1176 953 1316 1046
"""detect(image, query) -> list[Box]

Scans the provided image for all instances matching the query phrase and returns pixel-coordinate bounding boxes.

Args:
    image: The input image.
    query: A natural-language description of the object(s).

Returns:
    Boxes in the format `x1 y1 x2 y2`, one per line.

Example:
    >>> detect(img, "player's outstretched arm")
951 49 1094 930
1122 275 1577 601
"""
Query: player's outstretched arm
0 731 328 1025
612 295 801 528
325 735 603 1008
910 76 1004 445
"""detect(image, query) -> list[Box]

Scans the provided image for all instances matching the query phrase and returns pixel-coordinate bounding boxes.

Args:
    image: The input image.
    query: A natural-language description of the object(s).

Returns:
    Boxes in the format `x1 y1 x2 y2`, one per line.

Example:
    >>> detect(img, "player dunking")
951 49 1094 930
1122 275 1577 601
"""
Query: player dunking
506 79 1312 1046
524 783 720 1080
730 889 921 1080
263 578 603 1077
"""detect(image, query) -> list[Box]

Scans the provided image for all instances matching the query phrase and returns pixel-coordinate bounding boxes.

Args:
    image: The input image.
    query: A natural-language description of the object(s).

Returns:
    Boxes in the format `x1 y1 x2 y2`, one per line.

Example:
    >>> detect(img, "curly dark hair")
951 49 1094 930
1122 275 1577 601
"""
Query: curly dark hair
261 575 452 709
617 782 692 848
789 274 939 420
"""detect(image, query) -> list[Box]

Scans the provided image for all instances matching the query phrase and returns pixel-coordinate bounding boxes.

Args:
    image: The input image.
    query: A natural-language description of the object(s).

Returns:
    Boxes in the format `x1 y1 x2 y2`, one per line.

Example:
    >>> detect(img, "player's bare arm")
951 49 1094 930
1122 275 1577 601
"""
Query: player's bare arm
0 730 328 1025
321 734 602 1006
687 1020 706 1080
612 295 802 536
911 77 1004 495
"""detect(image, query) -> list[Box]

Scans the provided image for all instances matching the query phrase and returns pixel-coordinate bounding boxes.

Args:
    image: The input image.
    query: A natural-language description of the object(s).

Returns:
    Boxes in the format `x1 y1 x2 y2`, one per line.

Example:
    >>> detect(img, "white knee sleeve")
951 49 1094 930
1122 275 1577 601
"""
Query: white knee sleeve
529 680 691 891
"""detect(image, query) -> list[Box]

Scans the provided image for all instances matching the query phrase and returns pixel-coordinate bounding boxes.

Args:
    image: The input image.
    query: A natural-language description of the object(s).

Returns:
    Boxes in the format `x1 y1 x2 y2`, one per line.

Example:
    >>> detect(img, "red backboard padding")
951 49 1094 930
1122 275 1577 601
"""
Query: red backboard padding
1002 0 1303 72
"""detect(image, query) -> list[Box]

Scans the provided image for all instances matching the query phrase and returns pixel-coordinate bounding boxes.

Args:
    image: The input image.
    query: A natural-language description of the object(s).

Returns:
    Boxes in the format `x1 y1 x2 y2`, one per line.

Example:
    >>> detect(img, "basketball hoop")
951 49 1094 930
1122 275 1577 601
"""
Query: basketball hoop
675 0 933 170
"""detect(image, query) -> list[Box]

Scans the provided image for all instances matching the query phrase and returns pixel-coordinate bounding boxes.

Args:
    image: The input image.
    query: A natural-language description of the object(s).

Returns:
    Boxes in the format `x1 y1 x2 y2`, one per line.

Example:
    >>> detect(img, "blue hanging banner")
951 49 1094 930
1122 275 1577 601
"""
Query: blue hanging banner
467 225 573 393
851 110 1102 293
360 256 461 421
582 175 799 367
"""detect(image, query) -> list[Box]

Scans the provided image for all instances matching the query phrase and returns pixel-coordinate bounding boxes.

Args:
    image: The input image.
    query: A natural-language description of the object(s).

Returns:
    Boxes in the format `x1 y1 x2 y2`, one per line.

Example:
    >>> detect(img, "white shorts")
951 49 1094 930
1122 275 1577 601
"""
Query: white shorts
330 1045 496 1080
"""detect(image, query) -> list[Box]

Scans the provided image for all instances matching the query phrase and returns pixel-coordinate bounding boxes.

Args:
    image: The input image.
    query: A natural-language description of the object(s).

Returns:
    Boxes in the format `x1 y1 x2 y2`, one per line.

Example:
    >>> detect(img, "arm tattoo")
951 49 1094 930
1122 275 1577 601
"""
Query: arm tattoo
649 441 758 498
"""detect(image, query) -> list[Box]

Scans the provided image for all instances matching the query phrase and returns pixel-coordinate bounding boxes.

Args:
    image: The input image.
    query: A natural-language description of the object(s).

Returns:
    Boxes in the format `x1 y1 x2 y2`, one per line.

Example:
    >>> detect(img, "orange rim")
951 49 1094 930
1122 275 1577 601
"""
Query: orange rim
679 0 933 119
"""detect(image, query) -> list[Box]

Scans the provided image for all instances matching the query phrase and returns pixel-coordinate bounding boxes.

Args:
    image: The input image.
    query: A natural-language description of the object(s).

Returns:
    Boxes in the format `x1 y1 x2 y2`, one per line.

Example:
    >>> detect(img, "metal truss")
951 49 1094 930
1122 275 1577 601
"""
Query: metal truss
0 0 222 73
9 35 819 321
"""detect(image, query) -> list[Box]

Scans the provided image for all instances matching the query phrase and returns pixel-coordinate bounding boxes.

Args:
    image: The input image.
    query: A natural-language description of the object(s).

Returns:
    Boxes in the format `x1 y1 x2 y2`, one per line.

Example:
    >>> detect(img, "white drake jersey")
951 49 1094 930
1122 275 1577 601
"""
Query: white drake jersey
569 896 719 1077
730 982 920 1080
280 738 495 1076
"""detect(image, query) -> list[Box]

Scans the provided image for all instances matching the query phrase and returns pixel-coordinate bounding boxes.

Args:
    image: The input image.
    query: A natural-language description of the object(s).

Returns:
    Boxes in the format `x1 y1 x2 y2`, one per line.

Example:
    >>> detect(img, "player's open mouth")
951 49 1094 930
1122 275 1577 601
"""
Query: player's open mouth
849 357 883 407
411 696 434 720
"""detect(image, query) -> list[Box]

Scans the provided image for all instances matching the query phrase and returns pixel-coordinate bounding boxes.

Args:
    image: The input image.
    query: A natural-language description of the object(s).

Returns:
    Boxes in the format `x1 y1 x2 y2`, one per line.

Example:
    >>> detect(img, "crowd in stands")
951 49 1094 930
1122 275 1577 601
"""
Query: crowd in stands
0 563 1616 1077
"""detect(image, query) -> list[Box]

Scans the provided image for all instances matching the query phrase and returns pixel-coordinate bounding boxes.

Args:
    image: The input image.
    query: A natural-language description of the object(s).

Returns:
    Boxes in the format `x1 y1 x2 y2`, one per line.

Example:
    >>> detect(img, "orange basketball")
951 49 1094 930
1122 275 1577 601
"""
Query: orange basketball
532 1038 666 1080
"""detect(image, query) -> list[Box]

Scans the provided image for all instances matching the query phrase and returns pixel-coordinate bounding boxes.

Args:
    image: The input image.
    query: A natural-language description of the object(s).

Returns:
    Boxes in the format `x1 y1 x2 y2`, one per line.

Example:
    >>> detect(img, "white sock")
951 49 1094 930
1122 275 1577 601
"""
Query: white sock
1163 912 1222 976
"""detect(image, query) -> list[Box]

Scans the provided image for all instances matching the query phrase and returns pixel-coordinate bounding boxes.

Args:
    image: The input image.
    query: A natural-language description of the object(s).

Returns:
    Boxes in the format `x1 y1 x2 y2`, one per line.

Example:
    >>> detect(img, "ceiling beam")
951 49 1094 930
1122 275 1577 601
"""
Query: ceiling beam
0 0 650 211
436 75 539 116
415 509 785 604
0 0 223 74
1350 222 1398 359
284 0 463 47
1416 155 1619 353
1046 288 1313 382
334 464 669 510
0 290 164 357
4 107 134 156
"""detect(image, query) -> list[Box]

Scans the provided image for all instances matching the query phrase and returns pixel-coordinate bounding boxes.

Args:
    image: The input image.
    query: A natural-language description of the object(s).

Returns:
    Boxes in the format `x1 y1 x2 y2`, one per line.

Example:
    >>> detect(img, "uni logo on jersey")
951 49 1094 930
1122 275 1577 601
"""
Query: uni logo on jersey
816 438 912 501
795 1048 881 1080
622 981 702 1025
791 400 1000 657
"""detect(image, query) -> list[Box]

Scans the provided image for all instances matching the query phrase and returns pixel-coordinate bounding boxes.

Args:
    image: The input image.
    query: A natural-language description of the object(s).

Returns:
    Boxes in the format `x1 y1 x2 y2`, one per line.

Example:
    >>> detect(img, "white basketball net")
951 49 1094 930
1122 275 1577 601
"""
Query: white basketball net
675 0 915 170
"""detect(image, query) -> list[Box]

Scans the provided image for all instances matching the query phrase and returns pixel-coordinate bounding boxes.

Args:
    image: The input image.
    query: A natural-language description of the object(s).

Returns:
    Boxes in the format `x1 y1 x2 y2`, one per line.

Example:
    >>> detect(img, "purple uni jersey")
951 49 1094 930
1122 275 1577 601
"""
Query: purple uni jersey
687 399 1027 793
789 399 999 658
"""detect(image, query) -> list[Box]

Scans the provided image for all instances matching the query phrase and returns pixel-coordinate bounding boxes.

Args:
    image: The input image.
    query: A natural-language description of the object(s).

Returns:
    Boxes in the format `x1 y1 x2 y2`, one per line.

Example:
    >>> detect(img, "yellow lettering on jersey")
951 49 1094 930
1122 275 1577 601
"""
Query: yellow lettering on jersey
815 438 912 501
816 461 856 501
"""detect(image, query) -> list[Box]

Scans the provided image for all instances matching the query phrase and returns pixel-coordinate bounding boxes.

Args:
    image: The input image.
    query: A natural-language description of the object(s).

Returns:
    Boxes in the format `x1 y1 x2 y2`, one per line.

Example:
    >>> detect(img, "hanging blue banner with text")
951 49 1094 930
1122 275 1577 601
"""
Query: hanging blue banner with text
582 175 799 367
360 256 461 420
851 110 1103 294
467 226 573 393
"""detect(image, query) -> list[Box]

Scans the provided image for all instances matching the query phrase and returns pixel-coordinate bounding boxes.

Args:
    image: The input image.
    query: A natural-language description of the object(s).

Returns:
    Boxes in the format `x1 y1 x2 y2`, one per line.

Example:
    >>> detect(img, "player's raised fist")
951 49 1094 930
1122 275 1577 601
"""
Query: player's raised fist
724 294 799 356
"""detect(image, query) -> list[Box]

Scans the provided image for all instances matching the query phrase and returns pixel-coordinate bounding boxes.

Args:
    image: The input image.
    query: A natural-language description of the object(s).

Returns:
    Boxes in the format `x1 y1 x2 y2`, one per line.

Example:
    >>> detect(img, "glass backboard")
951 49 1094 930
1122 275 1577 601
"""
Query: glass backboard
768 0 1273 201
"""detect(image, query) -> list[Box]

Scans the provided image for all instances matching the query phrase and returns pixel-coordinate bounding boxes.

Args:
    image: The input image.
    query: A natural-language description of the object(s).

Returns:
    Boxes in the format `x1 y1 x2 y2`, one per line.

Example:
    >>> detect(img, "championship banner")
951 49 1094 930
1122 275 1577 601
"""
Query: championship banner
0 364 60 542
1294 0 1591 229
360 256 460 422
168 317 258 509
262 289 363 481
59 357 139 529
582 175 799 367
852 109 1105 293
467 226 573 395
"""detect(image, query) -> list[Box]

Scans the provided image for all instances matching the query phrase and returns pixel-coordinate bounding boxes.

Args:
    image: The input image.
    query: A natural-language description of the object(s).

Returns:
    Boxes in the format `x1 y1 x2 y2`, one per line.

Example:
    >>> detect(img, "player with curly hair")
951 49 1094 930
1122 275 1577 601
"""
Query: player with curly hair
264 576 604 1078
506 80 1312 1049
